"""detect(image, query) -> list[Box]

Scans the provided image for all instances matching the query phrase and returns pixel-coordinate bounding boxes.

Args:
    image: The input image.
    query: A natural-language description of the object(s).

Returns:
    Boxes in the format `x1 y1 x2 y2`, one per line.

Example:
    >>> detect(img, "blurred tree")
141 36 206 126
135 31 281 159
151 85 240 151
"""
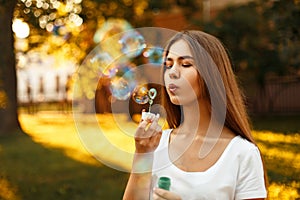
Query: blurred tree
147 0 201 19
14 0 89 62
202 0 300 86
0 0 21 135
203 2 282 86
200 0 300 113
269 0 300 73
13 0 154 57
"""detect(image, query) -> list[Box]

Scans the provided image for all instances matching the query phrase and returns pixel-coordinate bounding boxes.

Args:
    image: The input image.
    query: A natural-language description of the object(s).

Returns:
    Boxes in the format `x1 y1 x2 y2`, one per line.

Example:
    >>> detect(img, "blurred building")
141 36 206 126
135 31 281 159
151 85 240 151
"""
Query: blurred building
17 52 76 104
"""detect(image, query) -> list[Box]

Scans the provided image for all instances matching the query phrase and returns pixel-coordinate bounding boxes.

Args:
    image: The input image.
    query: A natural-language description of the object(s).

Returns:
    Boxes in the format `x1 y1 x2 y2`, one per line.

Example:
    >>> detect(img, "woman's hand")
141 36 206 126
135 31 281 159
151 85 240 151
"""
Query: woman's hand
123 113 162 200
152 188 182 200
134 112 162 154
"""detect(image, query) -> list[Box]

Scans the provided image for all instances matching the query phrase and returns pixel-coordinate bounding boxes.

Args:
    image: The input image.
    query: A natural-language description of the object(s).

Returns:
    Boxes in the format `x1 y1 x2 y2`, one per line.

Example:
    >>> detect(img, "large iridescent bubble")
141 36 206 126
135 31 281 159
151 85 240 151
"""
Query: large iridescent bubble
89 51 114 76
119 30 147 58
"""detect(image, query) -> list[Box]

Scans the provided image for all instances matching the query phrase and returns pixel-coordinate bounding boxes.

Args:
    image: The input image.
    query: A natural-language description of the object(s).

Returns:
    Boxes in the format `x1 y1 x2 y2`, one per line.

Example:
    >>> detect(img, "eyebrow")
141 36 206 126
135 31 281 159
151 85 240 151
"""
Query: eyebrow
166 55 194 61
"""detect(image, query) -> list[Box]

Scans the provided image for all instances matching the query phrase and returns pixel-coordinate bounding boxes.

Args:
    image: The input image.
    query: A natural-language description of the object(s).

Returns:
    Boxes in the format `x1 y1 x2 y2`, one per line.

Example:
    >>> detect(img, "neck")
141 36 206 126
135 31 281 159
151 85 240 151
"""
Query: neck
178 99 211 137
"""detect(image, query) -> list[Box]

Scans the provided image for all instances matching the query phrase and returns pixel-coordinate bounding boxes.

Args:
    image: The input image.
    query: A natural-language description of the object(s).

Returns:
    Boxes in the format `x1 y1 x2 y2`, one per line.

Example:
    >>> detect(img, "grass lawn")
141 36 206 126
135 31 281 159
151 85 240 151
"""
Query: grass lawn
0 112 299 199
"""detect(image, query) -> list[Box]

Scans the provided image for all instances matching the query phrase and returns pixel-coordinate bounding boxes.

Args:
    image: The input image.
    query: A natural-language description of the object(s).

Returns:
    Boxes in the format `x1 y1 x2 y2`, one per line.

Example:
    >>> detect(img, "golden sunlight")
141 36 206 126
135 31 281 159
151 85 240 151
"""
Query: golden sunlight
19 113 137 170
18 113 300 198
268 182 300 200
19 113 101 167
12 19 30 39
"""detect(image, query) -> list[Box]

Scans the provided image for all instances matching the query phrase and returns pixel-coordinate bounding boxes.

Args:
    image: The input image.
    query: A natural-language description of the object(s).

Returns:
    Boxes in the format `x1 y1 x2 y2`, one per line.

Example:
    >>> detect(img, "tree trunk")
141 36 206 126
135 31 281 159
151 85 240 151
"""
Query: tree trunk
0 0 21 135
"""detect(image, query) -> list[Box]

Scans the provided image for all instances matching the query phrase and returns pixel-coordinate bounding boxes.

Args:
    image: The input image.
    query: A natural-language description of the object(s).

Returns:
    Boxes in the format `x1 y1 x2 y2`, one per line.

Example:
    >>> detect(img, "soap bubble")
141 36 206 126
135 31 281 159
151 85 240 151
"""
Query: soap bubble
93 18 132 43
132 85 149 104
89 51 114 76
109 63 136 100
143 46 164 65
119 30 147 58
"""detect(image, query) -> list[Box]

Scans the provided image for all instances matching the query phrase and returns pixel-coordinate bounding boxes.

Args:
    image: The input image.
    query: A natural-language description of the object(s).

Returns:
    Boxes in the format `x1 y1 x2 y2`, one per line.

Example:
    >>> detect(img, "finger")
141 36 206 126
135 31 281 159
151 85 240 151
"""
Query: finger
149 113 160 126
147 114 160 133
154 188 181 200
149 125 162 140
141 111 156 122
140 109 146 122
135 120 149 138
152 129 162 144
153 188 167 199
152 191 166 200
141 113 158 132
136 120 157 139
136 113 161 139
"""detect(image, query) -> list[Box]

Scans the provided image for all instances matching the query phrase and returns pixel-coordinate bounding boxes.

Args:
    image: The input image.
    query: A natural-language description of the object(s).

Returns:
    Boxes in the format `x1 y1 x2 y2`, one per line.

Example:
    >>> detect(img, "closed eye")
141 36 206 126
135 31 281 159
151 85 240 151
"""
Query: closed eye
164 56 194 69
182 64 192 67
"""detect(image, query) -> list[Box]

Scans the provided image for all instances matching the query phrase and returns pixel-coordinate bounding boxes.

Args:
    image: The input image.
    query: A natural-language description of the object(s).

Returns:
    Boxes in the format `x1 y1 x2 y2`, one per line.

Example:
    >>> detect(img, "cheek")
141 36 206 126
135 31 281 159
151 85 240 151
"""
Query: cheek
163 72 169 85
183 71 201 94
186 71 198 83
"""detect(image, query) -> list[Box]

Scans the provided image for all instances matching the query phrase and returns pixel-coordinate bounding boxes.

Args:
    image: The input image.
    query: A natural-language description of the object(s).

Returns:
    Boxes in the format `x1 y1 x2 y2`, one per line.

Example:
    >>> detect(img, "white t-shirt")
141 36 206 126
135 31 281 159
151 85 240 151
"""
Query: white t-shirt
151 129 267 200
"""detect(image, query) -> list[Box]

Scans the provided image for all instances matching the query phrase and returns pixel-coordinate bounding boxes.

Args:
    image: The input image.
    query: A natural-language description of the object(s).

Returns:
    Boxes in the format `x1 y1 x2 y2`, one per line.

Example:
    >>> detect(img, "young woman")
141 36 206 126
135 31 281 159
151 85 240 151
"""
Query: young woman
123 30 267 200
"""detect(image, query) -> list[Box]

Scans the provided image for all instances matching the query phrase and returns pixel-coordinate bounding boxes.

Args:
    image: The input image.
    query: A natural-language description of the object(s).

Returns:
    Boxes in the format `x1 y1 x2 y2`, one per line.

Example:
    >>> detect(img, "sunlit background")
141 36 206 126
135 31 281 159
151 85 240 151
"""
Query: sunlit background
0 0 299 199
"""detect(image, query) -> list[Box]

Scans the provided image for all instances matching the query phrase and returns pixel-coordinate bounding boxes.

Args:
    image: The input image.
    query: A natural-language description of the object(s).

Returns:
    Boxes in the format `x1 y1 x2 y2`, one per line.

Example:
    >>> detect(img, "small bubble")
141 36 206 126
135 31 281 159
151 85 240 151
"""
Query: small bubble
132 85 149 104
109 63 136 100
144 46 164 65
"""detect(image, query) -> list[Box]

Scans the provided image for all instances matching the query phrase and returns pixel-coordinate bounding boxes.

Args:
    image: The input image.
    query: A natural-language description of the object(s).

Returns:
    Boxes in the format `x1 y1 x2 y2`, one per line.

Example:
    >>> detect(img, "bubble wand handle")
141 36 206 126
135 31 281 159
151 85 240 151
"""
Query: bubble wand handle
148 99 153 112
148 88 157 112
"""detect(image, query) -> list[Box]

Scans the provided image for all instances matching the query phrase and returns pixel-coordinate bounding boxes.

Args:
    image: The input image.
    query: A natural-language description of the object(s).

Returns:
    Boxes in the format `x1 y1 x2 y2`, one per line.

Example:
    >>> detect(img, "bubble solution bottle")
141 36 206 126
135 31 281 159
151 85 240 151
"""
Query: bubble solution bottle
158 177 171 191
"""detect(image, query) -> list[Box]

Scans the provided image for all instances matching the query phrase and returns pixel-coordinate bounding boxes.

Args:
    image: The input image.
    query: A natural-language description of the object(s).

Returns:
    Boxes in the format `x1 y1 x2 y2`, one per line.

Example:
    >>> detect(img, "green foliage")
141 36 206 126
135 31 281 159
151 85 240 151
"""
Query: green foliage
14 0 85 56
252 114 300 134
13 0 155 64
202 0 300 86
269 0 300 71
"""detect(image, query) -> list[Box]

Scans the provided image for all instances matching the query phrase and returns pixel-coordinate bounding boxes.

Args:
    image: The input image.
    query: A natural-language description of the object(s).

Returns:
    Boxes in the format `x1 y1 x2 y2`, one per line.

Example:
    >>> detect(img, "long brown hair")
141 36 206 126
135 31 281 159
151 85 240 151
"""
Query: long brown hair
161 30 255 143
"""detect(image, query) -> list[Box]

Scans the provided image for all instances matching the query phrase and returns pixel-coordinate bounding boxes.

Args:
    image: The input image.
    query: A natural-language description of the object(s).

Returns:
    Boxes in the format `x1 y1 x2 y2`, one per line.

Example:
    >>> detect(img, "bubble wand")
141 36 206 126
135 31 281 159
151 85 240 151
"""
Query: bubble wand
134 87 156 120
142 88 157 120
147 88 157 113
132 85 158 119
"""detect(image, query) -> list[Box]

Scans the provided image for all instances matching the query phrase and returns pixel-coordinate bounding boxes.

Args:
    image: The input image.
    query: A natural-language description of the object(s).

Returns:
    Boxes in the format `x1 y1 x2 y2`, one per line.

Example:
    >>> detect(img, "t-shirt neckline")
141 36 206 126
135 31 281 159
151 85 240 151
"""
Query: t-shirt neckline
165 129 240 174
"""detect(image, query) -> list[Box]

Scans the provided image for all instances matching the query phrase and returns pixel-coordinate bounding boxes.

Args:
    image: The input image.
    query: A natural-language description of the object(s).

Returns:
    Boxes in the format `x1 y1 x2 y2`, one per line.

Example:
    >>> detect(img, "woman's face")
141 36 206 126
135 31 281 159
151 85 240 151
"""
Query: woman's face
164 39 202 105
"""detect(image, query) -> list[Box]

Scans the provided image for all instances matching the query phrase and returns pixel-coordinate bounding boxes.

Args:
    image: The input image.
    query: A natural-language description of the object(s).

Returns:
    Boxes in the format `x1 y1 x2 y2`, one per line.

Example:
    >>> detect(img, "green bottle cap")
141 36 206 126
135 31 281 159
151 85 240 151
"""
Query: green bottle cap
158 177 171 191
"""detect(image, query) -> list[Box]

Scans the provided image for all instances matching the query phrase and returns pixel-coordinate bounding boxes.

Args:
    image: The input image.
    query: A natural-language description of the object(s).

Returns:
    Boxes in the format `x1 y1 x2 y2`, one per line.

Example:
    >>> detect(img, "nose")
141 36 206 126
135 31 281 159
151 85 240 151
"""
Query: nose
169 66 180 79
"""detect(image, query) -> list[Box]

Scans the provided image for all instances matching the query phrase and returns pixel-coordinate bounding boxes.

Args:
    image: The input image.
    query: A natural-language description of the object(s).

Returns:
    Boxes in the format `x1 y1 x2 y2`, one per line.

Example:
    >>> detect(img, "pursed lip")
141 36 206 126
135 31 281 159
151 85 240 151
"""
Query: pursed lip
167 83 178 93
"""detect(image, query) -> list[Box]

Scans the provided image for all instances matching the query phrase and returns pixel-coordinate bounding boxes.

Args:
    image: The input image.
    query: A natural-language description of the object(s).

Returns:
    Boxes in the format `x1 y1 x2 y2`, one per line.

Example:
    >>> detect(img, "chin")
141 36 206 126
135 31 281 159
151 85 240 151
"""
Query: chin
169 96 180 105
